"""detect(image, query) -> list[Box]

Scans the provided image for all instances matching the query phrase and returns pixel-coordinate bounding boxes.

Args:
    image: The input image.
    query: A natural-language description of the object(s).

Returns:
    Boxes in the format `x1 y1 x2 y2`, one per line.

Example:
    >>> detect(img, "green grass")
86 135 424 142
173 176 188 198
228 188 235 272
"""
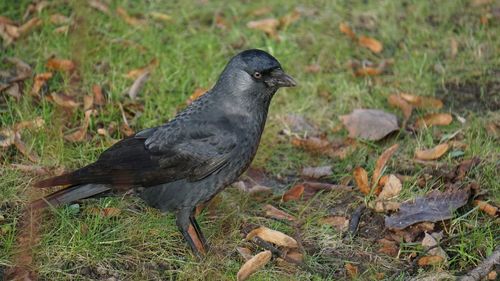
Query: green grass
1 0 499 280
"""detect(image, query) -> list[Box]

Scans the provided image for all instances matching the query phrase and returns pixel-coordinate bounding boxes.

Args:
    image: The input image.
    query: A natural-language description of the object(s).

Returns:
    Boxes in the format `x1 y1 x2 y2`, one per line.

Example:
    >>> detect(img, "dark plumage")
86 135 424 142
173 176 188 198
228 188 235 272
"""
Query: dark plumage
33 49 296 255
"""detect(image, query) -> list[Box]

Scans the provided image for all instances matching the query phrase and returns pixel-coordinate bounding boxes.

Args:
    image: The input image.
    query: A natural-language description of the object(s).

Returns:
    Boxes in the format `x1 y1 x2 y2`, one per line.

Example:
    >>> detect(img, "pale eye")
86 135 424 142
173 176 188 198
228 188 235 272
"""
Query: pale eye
253 72 262 79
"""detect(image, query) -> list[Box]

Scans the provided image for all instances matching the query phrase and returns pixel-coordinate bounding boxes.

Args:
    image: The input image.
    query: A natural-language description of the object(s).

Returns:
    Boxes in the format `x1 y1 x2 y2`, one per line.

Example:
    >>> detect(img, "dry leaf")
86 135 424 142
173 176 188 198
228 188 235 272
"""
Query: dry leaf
0 128 16 147
236 247 253 261
120 123 135 137
377 175 402 200
300 166 332 179
345 263 358 278
0 16 15 25
301 181 353 200
358 35 383 53
128 71 149 100
319 216 349 231
418 255 444 266
488 271 498 280
415 143 449 160
14 134 39 162
116 7 145 26
14 117 44 131
415 113 453 128
378 238 399 256
372 143 400 187
64 110 93 142
83 95 94 111
50 14 70 25
385 189 470 229
421 232 448 261
53 25 69 34
369 200 400 212
340 109 399 140
18 17 42 36
282 184 304 202
474 200 498 217
354 67 382 76
353 167 370 195
280 114 319 136
187 88 208 105
400 93 443 109
339 22 356 39
31 72 53 97
236 250 272 281
450 38 458 58
263 204 296 221
285 249 303 263
92 84 106 106
88 207 121 217
50 92 80 109
246 226 298 248
46 58 75 72
149 12 172 22
280 9 301 29
304 64 321 73
88 0 110 14
11 164 49 176
125 58 158 79
247 18 280 38
388 94 413 125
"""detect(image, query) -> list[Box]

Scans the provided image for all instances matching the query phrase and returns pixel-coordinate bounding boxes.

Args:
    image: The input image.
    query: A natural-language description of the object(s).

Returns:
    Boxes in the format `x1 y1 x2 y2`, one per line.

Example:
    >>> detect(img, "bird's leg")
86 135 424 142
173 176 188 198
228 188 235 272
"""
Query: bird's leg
176 209 206 257
189 215 209 251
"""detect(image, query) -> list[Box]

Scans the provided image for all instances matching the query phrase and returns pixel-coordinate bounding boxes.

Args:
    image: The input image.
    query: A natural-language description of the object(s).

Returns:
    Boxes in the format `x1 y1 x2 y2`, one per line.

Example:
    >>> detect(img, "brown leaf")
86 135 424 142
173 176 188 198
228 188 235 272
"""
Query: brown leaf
377 238 399 256
88 0 110 14
237 250 272 281
301 181 353 200
385 189 470 229
488 271 498 280
354 66 382 77
18 17 42 36
415 143 449 160
0 128 16 147
377 175 402 200
50 14 70 25
358 35 383 53
247 18 280 38
11 164 49 176
263 204 296 221
4 84 21 99
88 207 121 217
236 247 253 261
282 184 304 202
340 109 399 141
400 93 443 109
339 22 356 39
187 88 208 105
388 94 413 125
353 167 370 195
83 95 94 111
46 58 75 72
125 58 158 80
4 57 32 81
31 72 53 97
50 92 80 109
116 7 145 26
14 117 44 131
300 166 332 179
0 16 15 25
369 200 400 212
53 25 69 34
14 134 39 162
92 84 106 106
421 232 448 261
372 143 400 187
246 226 298 248
128 71 149 100
279 9 301 29
291 136 330 151
345 263 358 279
418 255 444 266
304 64 321 73
64 110 93 142
149 12 172 22
120 123 135 137
415 113 453 129
474 200 498 217
319 216 349 231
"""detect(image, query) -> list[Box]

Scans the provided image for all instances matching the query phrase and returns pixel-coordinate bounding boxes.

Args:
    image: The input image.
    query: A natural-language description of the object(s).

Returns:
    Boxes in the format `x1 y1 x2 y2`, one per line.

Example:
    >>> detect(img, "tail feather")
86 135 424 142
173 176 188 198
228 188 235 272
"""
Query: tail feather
34 173 75 188
31 184 111 210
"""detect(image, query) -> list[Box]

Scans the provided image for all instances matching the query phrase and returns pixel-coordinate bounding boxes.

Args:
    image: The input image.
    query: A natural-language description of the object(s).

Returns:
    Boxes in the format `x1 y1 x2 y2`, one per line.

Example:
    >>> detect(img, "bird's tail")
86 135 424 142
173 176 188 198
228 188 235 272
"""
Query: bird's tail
31 183 111 210
33 172 75 188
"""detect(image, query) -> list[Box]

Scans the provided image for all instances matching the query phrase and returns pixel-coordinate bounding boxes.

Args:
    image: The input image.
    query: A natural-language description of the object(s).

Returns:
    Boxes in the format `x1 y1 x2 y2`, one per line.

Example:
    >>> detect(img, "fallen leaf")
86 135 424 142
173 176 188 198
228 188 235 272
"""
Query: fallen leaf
4 57 32 81
0 128 16 147
415 113 453 128
46 58 75 72
31 72 53 97
369 200 401 212
421 232 448 261
391 222 435 243
53 25 69 34
149 12 172 22
0 16 15 25
388 94 413 125
300 166 332 179
187 87 208 105
14 134 39 162
304 64 321 73
353 167 370 195
301 181 353 200
450 38 458 58
50 92 80 109
11 164 49 176
280 9 301 29
377 175 402 200
214 13 229 30
120 123 135 137
354 66 382 76
88 207 121 217
247 18 280 38
50 14 70 25
358 35 383 53
18 17 42 36
345 263 358 279
488 271 498 280
415 143 449 160
340 109 399 141
285 249 303 263
88 0 110 14
280 114 319 136
4 84 21 100
128 71 149 100
400 93 443 109
64 110 93 142
319 216 349 231
372 143 400 187
14 117 44 131
92 84 106 106
385 189 470 229
116 7 145 26
125 58 158 79
237 247 253 261
339 22 356 39
378 238 399 256
418 255 444 266
237 250 272 281
246 226 298 248
282 184 304 202
474 200 498 217
263 204 296 221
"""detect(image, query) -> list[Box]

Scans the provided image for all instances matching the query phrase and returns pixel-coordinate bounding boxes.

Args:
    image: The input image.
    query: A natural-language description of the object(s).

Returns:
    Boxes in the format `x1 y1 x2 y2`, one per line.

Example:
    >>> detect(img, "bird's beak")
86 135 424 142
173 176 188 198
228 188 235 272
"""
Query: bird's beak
265 69 297 88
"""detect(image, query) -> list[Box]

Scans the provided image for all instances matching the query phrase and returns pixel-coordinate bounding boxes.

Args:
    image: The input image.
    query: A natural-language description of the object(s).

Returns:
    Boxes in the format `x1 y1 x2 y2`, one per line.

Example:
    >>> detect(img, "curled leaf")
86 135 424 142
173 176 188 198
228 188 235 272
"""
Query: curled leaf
31 72 53 97
372 143 399 187
353 167 370 195
358 35 383 53
50 92 80 109
474 200 498 217
418 255 444 266
282 184 304 202
400 93 443 109
377 174 402 200
415 113 453 128
236 247 253 261
415 143 449 160
246 226 298 248
237 250 272 281
263 204 296 221
300 166 332 179
339 22 356 39
46 58 75 72
128 71 149 100
387 94 413 125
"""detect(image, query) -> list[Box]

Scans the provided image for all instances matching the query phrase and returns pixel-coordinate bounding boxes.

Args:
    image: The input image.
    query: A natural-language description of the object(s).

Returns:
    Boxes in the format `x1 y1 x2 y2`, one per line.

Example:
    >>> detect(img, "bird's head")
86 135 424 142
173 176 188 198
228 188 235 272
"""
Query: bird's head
215 49 296 98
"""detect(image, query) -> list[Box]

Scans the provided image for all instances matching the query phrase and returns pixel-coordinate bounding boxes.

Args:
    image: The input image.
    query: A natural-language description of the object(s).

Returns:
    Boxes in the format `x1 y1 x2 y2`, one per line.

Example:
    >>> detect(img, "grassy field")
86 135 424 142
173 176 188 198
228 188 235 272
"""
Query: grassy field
1 0 499 280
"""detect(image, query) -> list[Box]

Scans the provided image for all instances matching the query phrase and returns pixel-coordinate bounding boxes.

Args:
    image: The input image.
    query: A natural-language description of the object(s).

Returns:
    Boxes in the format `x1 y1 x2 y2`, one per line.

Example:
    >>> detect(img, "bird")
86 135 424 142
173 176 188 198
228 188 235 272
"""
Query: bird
32 49 296 256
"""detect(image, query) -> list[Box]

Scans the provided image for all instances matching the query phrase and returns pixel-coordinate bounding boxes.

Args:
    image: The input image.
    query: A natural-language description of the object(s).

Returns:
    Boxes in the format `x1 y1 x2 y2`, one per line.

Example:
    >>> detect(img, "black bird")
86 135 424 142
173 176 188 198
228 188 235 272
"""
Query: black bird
33 49 296 256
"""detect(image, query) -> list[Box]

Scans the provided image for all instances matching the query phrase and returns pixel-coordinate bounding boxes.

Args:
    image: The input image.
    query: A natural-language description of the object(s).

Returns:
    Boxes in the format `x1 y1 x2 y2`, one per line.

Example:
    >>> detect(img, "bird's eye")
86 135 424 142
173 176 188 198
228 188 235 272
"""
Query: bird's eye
253 72 262 79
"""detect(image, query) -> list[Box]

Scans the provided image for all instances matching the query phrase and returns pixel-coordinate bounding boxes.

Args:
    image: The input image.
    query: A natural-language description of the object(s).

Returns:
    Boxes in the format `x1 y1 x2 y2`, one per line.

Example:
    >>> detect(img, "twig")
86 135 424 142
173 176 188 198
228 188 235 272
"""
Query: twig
458 246 500 281
344 205 365 239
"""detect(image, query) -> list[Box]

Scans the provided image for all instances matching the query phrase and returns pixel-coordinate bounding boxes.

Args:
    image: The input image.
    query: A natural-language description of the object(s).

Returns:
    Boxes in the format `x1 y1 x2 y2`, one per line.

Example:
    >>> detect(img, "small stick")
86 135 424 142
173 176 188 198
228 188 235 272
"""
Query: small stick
459 246 500 281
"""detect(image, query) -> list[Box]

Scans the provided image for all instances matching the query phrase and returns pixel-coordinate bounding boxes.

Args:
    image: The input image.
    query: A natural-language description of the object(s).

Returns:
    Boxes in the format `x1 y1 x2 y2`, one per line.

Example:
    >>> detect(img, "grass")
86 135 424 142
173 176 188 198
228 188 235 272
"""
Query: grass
1 0 499 280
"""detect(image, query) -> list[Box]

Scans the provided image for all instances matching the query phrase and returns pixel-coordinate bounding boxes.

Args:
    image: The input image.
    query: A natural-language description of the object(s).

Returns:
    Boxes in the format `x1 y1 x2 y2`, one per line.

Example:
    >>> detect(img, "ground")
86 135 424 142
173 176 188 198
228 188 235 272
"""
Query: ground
0 0 499 280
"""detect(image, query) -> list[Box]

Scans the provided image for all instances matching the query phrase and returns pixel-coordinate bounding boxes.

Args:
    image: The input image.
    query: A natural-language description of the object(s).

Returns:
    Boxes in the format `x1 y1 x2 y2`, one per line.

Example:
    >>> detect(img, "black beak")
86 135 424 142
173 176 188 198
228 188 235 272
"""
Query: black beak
265 69 297 88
